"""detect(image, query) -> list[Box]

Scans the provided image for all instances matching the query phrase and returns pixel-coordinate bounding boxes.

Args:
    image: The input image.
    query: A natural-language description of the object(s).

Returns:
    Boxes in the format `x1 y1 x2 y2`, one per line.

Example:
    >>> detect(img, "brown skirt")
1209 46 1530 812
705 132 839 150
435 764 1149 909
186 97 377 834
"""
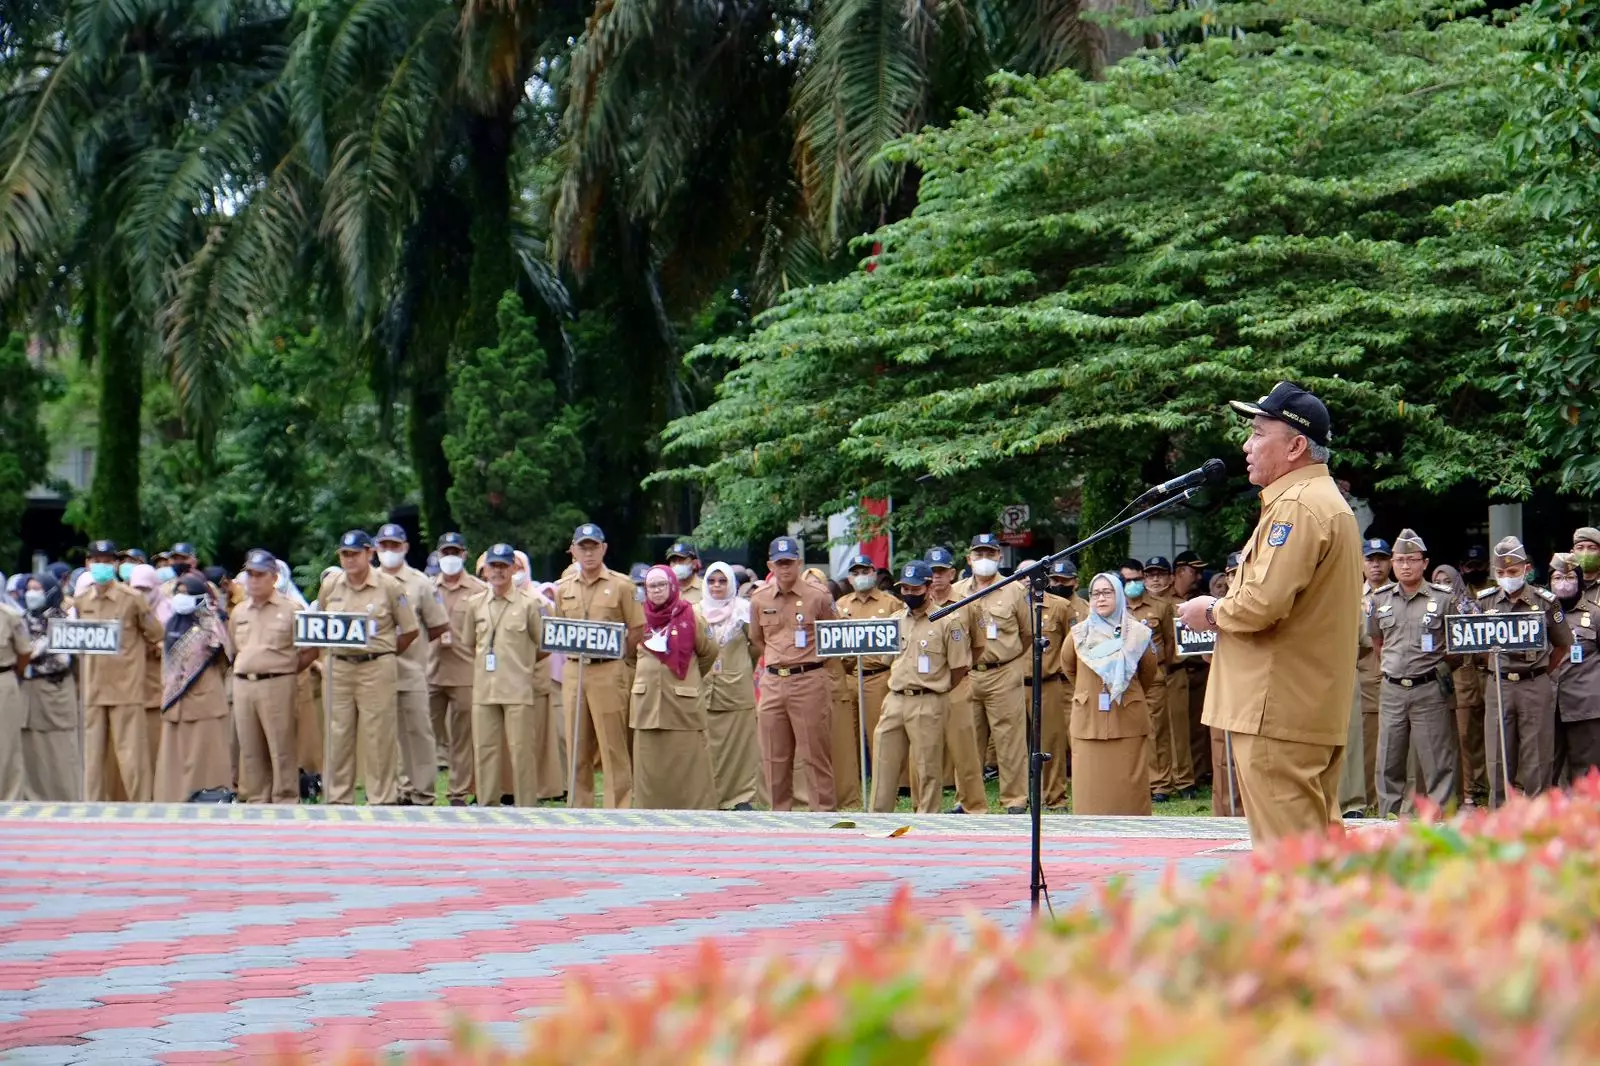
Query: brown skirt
633 728 717 810
1071 735 1152 816
707 706 759 809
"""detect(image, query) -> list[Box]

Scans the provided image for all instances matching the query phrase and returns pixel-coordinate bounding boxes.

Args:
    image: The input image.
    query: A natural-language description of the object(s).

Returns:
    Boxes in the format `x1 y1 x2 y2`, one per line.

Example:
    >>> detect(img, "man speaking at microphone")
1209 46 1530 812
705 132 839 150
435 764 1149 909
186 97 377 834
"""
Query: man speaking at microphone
1175 382 1362 844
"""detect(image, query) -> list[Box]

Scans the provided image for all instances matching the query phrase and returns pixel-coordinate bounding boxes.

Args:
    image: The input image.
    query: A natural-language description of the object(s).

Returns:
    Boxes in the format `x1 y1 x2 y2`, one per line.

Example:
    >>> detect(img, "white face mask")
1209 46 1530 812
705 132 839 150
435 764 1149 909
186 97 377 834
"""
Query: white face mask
377 550 405 570
971 558 1000 578
851 574 877 592
513 572 529 587
1497 575 1526 594
671 563 694 581
171 593 201 615
24 590 46 611
438 555 465 576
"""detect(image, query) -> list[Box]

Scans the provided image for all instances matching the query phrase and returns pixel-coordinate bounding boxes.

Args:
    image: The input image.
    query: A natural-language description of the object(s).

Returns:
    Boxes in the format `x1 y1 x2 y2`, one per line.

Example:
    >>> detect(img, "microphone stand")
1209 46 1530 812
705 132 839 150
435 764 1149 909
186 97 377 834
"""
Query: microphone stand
932 486 1201 914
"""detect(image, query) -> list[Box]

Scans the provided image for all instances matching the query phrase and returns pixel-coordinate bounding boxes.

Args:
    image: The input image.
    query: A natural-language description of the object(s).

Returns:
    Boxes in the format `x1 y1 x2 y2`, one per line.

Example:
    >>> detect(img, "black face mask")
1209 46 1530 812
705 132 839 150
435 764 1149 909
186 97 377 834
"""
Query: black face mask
1462 567 1487 583
901 592 926 611
172 562 193 577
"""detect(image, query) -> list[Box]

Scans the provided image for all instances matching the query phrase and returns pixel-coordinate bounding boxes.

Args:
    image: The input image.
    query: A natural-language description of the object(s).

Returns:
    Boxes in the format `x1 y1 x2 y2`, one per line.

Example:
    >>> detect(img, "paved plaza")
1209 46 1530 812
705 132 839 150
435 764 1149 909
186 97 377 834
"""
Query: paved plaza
0 804 1249 1063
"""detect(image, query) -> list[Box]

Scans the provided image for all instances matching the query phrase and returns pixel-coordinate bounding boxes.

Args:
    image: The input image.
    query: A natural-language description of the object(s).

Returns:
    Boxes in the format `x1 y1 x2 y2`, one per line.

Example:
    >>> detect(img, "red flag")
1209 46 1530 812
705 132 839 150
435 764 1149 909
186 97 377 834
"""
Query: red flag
860 497 892 569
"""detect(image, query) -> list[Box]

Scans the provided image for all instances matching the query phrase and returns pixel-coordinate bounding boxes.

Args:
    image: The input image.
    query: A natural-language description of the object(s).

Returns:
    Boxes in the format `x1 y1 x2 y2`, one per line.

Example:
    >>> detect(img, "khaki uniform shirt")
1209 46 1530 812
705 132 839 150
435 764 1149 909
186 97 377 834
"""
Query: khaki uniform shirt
383 565 446 691
1557 590 1600 722
1032 595 1081 679
1062 623 1161 740
1476 583 1572 672
316 569 418 656
749 581 836 668
696 609 756 713
554 567 645 656
429 574 486 689
679 575 704 606
934 593 988 665
0 604 29 669
1125 595 1171 706
464 586 544 704
951 576 1031 664
229 593 300 676
835 588 900 671
1203 463 1363 746
887 605 971 694
630 617 719 730
76 581 165 705
1367 580 1455 678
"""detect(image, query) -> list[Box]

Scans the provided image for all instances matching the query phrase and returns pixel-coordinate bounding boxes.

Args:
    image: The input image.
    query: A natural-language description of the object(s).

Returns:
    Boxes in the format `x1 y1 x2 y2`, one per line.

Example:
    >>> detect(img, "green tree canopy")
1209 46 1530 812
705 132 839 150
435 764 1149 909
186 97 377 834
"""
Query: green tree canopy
657 0 1550 558
0 332 56 569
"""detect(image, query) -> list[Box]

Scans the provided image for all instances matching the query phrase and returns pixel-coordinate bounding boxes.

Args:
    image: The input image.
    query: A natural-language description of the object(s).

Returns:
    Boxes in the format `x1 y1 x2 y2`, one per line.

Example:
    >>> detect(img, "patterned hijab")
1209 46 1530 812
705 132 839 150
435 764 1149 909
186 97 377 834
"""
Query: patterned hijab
1070 572 1152 706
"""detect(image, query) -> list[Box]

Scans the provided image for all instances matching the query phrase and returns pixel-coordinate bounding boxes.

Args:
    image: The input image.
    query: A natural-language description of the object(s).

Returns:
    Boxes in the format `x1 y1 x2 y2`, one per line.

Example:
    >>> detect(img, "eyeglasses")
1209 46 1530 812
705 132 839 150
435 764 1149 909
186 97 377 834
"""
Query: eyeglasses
1088 588 1116 598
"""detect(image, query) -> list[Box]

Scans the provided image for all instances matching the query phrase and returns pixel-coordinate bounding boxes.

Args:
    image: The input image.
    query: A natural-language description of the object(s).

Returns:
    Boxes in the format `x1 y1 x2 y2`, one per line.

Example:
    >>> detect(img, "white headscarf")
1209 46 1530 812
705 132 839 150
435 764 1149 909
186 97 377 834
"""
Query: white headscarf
276 560 308 608
1070 573 1152 706
698 561 749 645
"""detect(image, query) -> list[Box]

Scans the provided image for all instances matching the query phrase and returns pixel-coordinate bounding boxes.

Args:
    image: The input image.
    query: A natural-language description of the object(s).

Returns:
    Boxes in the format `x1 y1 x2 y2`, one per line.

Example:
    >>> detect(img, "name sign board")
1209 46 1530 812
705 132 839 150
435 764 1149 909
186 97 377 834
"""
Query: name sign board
1446 612 1548 655
48 618 121 655
816 618 904 658
540 618 626 660
294 612 376 649
1174 623 1217 658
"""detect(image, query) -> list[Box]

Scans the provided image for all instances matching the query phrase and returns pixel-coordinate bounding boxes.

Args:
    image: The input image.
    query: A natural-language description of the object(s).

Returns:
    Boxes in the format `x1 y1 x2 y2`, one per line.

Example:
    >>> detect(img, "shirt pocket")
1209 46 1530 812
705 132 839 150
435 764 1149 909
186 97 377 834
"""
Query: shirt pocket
672 684 699 699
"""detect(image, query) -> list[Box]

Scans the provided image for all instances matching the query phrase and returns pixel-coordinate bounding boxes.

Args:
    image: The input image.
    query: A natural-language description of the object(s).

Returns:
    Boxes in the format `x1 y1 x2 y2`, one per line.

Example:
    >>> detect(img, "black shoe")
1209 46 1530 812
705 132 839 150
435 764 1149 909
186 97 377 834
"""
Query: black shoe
983 766 1000 782
1045 805 1069 814
501 793 515 805
732 802 754 811
1005 806 1027 815
897 786 911 797
1180 786 1200 801
449 798 468 807
1342 809 1365 819
398 796 415 806
947 804 969 814
1152 792 1170 803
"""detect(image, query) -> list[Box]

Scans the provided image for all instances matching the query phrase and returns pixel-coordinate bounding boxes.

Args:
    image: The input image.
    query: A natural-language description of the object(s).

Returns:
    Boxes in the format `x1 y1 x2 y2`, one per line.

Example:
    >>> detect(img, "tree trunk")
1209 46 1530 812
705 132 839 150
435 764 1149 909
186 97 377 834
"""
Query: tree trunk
87 267 143 545
462 112 516 355
1077 464 1140 580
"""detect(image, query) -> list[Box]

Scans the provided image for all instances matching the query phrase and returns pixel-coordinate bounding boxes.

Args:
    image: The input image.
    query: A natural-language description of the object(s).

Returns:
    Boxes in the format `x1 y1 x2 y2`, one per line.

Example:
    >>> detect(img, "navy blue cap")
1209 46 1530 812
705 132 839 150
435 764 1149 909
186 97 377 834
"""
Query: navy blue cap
87 539 118 557
1463 544 1489 563
845 553 874 572
437 532 467 551
485 543 516 565
376 523 408 543
573 523 605 544
926 547 956 569
120 548 147 563
243 549 277 574
1363 538 1392 558
666 540 699 559
170 542 197 558
1049 560 1077 578
1174 550 1205 568
629 562 651 583
769 536 801 560
1144 556 1172 573
970 533 1000 549
1230 381 1332 447
898 560 933 586
339 530 373 551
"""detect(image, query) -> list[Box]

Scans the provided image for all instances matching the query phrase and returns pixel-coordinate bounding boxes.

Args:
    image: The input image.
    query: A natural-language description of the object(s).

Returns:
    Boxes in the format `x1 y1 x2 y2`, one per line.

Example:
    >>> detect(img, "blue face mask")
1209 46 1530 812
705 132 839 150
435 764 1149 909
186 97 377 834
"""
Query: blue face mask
1124 579 1145 599
89 562 117 584
118 562 137 581
155 566 176 583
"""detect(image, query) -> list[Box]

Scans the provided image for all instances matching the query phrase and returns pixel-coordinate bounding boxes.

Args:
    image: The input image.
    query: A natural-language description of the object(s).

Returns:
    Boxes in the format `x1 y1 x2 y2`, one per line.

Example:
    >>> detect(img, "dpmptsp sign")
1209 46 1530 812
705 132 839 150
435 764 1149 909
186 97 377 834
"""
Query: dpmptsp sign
1446 612 1547 655
815 618 903 658
541 618 625 660
1174 623 1217 658
48 618 121 655
294 612 376 649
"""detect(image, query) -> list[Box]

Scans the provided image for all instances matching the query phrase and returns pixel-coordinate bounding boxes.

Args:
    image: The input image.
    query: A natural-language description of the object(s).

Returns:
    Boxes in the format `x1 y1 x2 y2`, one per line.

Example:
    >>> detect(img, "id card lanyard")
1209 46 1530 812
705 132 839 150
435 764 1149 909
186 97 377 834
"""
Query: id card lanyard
484 598 510 672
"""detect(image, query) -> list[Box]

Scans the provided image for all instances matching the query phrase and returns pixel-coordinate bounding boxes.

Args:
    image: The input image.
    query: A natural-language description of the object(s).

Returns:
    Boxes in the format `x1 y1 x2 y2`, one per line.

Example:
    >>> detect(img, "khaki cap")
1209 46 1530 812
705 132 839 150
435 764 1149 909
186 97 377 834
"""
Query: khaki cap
1550 552 1580 575
1573 527 1600 548
1492 536 1528 563
1392 528 1427 555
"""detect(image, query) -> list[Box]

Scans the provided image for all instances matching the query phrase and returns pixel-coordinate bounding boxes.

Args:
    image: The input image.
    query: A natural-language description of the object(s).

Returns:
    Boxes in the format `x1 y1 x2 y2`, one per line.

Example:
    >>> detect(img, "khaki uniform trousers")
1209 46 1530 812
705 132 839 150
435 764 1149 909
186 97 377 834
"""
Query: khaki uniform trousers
827 668 886 809
23 675 81 801
1454 665 1488 800
1359 655 1381 808
969 658 1028 809
473 702 543 806
326 655 400 805
1212 725 1244 817
429 685 475 803
565 659 631 809
1375 677 1459 817
1485 673 1556 808
758 667 834 812
234 674 300 803
296 670 323 775
870 691 946 813
1187 664 1212 782
1230 730 1342 845
0 672 24 802
1149 666 1193 794
85 703 151 802
1033 676 1068 809
396 688 437 805
934 674 988 813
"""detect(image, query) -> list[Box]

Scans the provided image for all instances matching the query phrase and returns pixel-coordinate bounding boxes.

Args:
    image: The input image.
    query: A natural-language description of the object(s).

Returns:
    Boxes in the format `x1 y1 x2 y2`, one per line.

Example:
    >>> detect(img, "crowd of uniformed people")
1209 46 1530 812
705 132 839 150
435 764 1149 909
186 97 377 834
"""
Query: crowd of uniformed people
0 512 1595 818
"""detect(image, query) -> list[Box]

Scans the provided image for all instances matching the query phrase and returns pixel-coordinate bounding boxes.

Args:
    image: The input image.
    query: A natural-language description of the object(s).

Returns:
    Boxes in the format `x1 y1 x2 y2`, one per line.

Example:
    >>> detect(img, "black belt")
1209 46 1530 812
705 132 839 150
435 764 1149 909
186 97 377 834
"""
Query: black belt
335 651 393 664
767 662 822 677
895 686 936 696
1384 670 1442 688
237 671 293 682
1500 666 1548 682
849 665 890 678
972 659 1014 673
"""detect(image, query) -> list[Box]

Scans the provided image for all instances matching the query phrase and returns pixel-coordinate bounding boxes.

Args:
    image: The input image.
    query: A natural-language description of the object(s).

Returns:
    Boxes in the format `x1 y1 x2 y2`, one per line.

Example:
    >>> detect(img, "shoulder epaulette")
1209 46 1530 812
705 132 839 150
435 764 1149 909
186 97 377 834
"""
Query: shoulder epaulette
1476 587 1498 600
1430 581 1454 593
1371 582 1396 595
1535 586 1557 602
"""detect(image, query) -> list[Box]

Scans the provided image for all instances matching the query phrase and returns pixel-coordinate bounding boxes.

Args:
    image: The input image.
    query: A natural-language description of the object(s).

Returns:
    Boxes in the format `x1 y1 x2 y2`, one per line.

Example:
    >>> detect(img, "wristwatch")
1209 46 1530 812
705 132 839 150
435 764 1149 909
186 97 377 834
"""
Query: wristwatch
1205 602 1216 627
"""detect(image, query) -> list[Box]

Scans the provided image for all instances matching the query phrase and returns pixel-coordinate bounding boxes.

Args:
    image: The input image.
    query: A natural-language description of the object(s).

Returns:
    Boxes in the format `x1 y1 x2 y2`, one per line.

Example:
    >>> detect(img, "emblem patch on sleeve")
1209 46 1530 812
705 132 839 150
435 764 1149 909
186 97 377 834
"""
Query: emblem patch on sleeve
1267 522 1293 547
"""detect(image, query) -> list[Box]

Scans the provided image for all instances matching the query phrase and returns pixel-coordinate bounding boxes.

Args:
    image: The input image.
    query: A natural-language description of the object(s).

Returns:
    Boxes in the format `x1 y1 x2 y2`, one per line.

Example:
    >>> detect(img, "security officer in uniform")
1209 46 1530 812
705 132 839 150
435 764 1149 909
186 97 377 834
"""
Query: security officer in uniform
748 536 837 811
1038 559 1087 809
376 523 449 804
666 542 704 605
1174 550 1213 784
1118 559 1178 801
1142 556 1175 601
1479 535 1572 806
954 533 1030 813
555 523 645 808
158 542 202 599
1551 552 1600 781
0 590 31 800
1357 537 1392 809
1145 555 1197 799
319 530 419 805
928 547 988 814
871 560 970 813
429 532 484 805
834 553 898 800
230 550 317 803
78 540 165 801
462 543 550 805
1367 529 1460 815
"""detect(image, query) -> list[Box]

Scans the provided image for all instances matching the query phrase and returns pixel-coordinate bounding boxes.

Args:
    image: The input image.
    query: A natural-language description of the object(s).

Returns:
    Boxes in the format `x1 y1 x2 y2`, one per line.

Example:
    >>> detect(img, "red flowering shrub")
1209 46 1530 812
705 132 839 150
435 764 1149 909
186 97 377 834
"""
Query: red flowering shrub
303 778 1600 1065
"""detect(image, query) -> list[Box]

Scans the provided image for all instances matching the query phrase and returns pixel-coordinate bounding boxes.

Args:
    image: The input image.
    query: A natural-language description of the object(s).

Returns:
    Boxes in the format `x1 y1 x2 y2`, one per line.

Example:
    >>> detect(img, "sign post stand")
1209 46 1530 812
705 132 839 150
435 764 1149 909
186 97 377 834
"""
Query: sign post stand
855 656 869 810
1446 611 1546 809
536 617 627 809
815 618 903 812
568 659 585 808
1224 733 1238 817
1491 649 1511 808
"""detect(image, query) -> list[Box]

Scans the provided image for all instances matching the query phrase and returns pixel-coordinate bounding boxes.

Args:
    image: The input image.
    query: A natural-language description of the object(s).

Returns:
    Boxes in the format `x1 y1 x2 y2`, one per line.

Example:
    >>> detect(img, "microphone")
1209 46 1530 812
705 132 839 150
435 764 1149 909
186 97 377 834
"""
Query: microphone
1143 458 1227 499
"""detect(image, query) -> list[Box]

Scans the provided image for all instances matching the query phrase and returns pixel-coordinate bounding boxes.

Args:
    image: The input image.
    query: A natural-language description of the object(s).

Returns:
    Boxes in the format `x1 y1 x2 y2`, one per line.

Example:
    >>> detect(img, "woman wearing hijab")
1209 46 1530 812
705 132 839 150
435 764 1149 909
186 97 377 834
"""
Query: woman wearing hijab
155 573 235 801
128 564 170 772
1062 573 1161 815
631 566 719 809
20 573 81 800
695 562 759 809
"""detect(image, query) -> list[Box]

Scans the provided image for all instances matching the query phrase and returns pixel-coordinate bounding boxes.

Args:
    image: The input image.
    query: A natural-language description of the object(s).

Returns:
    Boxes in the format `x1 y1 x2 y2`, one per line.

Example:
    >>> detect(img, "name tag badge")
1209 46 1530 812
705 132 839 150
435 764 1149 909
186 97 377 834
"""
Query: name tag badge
1574 645 1585 665
712 658 724 674
1422 634 1434 653
440 630 452 646
1099 691 1112 711
986 622 999 641
484 652 496 673
794 629 807 649
917 654 931 674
